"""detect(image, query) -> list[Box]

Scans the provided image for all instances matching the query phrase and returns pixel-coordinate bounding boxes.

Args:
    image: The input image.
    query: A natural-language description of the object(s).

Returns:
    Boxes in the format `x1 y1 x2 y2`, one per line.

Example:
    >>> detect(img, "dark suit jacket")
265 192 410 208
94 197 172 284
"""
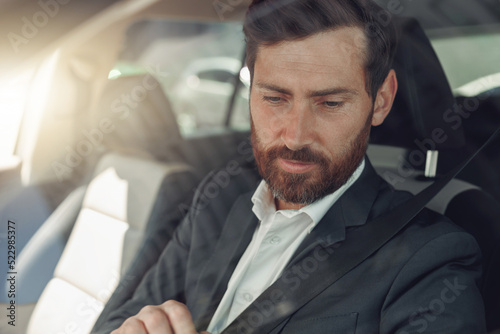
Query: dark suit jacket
96 158 486 333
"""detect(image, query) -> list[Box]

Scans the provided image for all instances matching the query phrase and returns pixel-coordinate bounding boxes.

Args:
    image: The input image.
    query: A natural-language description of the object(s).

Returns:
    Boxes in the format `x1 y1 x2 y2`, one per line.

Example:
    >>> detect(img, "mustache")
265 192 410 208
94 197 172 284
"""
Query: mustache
266 146 329 165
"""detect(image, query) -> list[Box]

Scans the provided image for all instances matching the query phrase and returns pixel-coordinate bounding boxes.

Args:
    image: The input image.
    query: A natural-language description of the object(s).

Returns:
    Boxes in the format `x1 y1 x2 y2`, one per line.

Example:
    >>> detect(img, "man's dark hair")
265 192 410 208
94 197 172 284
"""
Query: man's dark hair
243 0 398 99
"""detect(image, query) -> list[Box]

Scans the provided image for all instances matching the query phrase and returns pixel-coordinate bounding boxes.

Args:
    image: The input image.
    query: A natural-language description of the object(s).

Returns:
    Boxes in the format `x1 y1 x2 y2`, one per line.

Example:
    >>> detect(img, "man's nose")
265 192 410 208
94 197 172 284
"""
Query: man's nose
281 102 314 151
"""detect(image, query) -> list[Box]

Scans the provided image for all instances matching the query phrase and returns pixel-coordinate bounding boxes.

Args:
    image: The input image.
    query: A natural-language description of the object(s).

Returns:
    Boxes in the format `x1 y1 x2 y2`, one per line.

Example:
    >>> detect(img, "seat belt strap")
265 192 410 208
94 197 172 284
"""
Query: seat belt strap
222 127 500 334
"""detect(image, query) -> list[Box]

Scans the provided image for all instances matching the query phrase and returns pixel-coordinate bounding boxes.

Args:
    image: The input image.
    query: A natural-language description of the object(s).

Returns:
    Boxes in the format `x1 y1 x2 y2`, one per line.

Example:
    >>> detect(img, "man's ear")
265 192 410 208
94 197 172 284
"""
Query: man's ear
372 69 398 126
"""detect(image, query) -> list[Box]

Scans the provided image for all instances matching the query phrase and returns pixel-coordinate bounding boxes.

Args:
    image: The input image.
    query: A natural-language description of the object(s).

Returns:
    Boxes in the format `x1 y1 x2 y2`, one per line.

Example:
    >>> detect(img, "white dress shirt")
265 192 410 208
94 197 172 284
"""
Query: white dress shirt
207 159 365 333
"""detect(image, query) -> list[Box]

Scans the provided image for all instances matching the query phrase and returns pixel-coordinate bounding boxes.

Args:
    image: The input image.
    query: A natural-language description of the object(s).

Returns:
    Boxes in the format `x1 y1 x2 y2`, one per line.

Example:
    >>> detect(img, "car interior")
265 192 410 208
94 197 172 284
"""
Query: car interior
0 0 499 333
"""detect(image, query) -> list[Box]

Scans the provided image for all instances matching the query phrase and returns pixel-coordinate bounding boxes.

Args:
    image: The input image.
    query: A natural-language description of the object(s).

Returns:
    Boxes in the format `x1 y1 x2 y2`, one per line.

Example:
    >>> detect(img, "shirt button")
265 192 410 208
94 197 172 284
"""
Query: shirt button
243 293 253 302
270 236 281 245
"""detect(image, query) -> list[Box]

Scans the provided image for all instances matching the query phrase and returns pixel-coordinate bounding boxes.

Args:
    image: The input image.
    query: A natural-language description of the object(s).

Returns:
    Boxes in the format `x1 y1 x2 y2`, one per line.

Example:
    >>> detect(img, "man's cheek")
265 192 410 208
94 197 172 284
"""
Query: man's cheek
268 112 282 136
259 126 276 144
256 114 282 144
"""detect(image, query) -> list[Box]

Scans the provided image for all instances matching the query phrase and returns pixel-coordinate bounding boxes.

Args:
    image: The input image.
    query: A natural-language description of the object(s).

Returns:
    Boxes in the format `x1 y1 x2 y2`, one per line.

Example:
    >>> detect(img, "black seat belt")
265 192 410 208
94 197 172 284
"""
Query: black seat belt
222 127 500 334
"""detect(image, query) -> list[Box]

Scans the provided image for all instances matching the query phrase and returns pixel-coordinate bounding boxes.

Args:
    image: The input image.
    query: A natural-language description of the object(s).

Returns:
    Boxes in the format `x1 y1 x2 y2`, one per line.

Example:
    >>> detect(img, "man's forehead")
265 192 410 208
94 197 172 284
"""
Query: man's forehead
254 26 368 83
256 26 368 69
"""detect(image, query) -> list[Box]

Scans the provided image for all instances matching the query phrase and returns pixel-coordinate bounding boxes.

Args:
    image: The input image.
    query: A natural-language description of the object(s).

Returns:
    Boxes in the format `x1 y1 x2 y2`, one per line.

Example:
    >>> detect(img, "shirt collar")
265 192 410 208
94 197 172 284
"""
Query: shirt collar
251 159 366 232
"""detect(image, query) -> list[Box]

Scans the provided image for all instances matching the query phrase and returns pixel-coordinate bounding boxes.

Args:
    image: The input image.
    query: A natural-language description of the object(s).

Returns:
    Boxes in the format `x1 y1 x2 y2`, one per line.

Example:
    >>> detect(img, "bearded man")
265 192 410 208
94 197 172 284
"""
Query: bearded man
99 0 486 333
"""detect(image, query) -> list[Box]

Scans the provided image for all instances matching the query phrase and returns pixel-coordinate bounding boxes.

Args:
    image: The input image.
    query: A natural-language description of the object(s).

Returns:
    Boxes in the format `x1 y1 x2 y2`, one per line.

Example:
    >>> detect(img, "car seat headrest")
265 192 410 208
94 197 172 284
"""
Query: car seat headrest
371 17 466 151
94 74 182 160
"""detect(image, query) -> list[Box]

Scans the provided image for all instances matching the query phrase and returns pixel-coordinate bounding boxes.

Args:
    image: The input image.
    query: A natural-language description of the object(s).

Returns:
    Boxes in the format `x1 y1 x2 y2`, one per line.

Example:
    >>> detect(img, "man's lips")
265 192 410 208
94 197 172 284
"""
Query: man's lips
278 158 317 174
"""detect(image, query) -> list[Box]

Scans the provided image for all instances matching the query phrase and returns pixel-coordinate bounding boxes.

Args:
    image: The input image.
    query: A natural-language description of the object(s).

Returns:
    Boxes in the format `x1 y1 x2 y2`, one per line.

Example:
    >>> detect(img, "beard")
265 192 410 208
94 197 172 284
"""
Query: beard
251 111 372 205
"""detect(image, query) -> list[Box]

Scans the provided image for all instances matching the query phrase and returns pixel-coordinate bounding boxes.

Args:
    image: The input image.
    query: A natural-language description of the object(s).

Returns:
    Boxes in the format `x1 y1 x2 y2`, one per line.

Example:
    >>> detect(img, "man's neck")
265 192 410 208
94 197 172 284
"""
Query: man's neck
275 198 306 211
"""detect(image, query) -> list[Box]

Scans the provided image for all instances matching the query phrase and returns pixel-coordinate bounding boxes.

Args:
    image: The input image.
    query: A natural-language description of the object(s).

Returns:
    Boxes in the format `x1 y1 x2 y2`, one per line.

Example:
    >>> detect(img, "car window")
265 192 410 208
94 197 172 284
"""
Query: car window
429 30 500 94
108 19 249 136
0 69 34 165
198 69 234 83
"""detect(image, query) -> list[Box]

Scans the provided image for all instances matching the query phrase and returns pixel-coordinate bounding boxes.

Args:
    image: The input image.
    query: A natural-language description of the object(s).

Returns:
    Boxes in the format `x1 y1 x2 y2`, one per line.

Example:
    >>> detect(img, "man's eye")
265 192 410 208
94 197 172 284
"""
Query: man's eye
324 101 343 108
263 96 282 103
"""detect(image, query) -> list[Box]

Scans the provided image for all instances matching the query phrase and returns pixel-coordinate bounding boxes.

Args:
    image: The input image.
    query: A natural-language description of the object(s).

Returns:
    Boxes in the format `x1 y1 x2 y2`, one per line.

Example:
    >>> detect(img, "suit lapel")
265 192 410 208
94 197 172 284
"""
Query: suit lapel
194 191 259 329
222 159 385 334
287 159 383 267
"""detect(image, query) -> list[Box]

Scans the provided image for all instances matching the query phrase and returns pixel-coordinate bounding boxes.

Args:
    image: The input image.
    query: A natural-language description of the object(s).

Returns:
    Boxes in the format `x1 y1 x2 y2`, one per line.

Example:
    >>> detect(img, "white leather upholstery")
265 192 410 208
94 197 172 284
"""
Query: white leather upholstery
26 153 191 334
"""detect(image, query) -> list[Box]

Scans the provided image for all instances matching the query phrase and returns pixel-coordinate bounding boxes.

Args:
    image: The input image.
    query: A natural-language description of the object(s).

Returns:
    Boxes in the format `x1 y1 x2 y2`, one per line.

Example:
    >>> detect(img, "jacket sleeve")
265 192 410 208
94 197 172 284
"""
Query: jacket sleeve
380 231 486 333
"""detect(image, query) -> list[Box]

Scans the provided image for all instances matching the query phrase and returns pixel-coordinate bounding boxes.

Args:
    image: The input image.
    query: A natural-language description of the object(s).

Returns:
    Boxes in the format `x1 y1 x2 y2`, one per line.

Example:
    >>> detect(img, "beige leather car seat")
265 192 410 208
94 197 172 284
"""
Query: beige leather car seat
25 154 195 333
7 74 199 334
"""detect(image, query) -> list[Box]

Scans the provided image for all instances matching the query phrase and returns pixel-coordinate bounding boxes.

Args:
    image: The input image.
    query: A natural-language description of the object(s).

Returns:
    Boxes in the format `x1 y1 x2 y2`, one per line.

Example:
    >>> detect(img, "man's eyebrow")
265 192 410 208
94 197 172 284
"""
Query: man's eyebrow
308 88 359 97
254 82 292 95
254 82 358 98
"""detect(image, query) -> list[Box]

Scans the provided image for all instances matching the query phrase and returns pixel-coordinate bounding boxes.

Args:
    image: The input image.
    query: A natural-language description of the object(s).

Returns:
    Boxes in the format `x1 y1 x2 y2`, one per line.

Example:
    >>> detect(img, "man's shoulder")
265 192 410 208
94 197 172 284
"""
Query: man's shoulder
188 165 260 219
383 202 481 266
411 206 469 236
197 164 260 198
369 172 479 256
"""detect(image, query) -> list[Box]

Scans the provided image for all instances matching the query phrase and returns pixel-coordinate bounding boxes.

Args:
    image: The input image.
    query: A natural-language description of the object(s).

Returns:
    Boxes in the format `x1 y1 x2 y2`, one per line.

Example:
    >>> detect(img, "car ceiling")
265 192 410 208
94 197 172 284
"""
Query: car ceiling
0 0 121 73
0 0 250 77
0 0 498 77
374 0 500 32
